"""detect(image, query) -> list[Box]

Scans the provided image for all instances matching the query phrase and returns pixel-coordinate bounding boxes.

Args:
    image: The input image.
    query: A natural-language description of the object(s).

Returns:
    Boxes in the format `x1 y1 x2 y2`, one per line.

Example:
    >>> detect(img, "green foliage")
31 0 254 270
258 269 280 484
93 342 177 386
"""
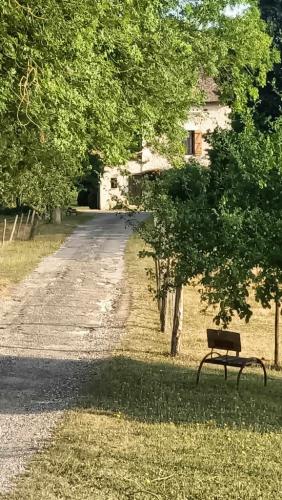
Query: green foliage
138 162 213 295
0 0 274 211
202 121 282 325
251 0 282 128
139 118 282 331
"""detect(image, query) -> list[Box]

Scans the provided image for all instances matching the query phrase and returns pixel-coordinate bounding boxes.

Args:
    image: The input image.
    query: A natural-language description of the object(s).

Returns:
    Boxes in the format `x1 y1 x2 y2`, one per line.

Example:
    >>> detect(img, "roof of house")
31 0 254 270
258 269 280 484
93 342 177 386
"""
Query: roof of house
200 77 219 103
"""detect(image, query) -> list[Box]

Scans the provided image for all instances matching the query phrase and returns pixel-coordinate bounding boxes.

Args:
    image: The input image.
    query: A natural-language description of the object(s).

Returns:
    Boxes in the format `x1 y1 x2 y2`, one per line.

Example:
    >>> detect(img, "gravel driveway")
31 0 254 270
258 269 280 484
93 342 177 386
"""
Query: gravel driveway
0 212 137 493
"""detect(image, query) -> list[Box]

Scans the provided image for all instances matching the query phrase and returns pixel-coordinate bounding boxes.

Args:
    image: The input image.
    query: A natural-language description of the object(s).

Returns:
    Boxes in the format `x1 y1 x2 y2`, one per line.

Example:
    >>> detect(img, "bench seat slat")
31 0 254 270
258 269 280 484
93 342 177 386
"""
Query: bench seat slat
205 355 259 368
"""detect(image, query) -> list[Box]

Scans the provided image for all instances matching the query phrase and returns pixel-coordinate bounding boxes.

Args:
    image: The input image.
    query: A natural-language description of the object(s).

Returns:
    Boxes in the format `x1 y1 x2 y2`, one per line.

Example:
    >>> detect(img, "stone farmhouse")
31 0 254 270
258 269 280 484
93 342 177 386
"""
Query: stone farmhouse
99 78 230 210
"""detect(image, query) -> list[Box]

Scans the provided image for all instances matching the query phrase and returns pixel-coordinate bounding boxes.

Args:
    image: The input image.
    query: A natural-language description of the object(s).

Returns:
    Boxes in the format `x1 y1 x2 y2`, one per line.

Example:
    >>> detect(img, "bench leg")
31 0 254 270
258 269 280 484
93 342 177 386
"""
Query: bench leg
257 359 267 386
224 364 227 381
196 360 204 385
237 360 267 389
196 354 212 385
237 363 246 389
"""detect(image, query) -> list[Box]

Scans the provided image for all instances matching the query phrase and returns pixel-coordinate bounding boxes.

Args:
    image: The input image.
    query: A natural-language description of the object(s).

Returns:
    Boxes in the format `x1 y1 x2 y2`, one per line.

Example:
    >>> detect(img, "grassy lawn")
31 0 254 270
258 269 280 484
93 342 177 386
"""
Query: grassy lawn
0 212 92 295
2 235 282 500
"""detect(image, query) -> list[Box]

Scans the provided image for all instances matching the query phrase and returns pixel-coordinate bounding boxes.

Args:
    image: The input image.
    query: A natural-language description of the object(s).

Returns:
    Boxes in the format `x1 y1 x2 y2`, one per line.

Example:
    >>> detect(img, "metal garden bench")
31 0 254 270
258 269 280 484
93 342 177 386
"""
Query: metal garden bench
196 329 267 388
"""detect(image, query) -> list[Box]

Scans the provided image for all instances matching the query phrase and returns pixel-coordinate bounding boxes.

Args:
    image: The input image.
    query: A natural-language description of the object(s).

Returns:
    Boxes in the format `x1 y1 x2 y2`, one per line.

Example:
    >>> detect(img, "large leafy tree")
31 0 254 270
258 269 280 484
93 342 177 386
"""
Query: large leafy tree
203 122 282 367
251 0 282 128
0 1 274 212
138 163 217 356
138 120 282 363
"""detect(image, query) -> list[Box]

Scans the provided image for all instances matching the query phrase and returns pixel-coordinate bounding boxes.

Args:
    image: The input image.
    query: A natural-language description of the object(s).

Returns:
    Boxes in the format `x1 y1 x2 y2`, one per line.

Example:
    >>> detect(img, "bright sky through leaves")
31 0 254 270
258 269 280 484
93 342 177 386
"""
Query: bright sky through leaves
224 4 248 17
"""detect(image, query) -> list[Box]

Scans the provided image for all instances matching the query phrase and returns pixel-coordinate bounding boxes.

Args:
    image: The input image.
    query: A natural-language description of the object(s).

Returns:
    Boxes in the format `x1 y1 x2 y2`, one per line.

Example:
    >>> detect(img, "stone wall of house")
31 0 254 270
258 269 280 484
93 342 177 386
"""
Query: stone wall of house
99 149 170 210
99 166 128 210
184 102 230 164
99 102 230 210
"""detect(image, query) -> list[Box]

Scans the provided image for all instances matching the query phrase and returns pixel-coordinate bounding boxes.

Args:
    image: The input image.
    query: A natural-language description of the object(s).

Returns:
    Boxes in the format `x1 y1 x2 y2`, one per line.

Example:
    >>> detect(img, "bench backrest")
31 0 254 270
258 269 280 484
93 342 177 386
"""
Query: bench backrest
207 329 241 354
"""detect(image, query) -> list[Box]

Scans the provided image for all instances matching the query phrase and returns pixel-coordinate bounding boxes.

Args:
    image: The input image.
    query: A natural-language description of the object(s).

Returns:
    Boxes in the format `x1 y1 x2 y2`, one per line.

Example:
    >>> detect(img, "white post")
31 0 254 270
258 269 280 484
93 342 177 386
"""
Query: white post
9 214 18 242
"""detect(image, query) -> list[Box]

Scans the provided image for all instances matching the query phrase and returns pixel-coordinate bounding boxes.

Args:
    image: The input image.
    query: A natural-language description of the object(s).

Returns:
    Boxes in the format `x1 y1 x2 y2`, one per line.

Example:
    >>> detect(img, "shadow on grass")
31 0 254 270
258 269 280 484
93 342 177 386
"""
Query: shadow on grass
0 353 281 432
83 356 282 432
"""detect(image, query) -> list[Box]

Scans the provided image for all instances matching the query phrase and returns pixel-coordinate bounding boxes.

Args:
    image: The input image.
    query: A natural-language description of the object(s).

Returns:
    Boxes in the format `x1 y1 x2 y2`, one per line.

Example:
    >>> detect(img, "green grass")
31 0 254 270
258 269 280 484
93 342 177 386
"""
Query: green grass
0 212 92 294
2 235 282 500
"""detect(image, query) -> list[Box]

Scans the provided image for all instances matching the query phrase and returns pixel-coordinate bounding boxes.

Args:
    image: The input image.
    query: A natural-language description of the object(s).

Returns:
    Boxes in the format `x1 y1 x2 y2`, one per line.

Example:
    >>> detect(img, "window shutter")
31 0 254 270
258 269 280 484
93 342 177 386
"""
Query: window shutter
194 131 202 156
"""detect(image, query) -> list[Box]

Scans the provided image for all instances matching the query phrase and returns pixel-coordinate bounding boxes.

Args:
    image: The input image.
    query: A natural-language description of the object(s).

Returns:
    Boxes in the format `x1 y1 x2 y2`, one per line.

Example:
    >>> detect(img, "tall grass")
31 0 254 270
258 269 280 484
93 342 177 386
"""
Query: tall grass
0 213 92 294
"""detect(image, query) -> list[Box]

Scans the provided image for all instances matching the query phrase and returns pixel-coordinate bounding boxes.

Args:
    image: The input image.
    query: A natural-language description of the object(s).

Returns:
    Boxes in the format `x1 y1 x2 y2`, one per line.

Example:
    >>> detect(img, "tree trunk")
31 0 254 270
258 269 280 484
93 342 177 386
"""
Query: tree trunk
170 285 183 356
51 207 62 224
24 209 31 239
30 209 36 228
165 289 175 334
160 293 167 332
154 258 161 311
29 215 39 240
16 213 24 239
159 259 171 332
274 300 280 369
